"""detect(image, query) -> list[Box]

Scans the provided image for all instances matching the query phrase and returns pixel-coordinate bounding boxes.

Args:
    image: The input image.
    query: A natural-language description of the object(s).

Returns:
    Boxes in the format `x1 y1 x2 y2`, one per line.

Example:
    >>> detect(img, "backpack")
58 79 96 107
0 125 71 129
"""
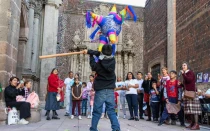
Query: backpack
26 92 40 108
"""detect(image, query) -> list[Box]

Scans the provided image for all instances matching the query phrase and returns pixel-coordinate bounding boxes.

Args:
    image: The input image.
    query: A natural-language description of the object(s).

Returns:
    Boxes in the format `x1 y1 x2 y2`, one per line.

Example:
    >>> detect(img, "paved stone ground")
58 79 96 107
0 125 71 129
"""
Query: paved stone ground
0 109 209 131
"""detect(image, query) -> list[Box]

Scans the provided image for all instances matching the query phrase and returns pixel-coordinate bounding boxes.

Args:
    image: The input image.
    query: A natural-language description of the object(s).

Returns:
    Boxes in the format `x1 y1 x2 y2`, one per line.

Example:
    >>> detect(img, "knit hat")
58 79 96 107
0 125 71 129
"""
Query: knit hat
102 44 112 56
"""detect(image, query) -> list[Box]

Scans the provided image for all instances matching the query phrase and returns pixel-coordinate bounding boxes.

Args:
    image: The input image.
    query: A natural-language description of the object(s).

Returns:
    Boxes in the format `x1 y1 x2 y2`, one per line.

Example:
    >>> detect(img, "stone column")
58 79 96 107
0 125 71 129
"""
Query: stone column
123 52 128 80
128 53 133 72
24 1 35 71
40 0 62 101
83 54 88 82
31 12 40 73
17 37 28 78
167 0 176 71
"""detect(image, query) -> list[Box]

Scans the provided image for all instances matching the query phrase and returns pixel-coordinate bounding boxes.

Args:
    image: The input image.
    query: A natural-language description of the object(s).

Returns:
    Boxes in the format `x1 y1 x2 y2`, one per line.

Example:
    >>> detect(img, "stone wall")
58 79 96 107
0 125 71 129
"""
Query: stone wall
144 0 210 90
0 0 22 100
144 0 167 74
0 0 22 123
176 0 210 90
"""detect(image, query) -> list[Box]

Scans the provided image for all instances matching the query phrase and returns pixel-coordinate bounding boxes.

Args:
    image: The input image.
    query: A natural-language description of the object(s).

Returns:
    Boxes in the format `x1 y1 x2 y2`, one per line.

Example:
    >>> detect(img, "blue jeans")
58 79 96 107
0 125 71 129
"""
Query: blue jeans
68 93 73 116
90 89 120 131
126 94 138 118
82 99 88 114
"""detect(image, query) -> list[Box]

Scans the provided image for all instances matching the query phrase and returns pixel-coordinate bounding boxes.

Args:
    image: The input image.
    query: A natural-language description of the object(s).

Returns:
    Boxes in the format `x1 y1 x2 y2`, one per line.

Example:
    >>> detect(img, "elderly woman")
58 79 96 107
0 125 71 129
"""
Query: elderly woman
181 62 201 130
4 77 31 124
45 68 61 120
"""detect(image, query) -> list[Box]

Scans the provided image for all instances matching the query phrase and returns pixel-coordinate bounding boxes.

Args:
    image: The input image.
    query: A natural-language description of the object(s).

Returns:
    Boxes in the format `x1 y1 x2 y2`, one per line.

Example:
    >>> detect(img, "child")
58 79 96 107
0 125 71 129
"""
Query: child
89 88 95 119
82 44 120 131
23 80 31 99
158 70 183 126
81 82 88 116
71 78 82 120
150 81 160 122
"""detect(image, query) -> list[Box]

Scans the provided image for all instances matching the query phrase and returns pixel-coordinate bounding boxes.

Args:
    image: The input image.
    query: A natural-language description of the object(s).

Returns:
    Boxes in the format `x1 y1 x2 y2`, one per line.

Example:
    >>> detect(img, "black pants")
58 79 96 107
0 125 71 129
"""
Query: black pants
7 102 31 119
146 102 151 119
151 102 160 119
160 100 166 116
137 93 144 118
126 94 138 118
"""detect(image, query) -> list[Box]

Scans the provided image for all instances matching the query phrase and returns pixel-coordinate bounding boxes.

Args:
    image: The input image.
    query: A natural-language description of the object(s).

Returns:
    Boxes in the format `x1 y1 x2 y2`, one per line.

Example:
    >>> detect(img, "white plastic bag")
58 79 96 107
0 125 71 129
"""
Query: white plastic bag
56 93 61 101
5 107 19 125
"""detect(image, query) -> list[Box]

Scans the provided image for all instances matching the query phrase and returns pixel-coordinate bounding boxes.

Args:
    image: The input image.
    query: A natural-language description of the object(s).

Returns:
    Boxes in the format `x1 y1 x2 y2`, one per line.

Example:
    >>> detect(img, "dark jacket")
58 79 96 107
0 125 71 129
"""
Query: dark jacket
142 78 156 94
182 70 196 91
87 50 116 91
72 84 82 101
4 85 20 105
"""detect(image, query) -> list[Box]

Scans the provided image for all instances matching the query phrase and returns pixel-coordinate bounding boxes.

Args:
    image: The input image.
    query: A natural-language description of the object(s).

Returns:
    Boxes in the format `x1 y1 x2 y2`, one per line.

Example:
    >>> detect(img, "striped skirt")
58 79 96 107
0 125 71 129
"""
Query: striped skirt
45 92 60 111
183 96 202 115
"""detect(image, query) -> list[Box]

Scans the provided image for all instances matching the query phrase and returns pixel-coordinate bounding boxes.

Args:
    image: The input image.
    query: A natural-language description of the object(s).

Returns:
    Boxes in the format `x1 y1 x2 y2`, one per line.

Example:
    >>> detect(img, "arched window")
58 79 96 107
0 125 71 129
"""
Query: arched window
151 64 161 80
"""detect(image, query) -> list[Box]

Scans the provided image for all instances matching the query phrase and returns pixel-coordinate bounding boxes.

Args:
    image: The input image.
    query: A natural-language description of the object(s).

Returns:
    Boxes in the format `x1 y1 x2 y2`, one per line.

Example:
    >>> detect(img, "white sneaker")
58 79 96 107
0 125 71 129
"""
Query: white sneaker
90 115 92 119
78 115 82 120
87 115 91 119
101 113 105 119
123 115 126 119
71 115 74 119
18 119 29 125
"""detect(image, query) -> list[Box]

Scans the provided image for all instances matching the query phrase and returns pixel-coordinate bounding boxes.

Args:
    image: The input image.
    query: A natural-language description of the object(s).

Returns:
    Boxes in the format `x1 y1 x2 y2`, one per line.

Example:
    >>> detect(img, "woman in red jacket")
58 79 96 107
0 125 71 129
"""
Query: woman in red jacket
45 68 61 120
181 62 201 130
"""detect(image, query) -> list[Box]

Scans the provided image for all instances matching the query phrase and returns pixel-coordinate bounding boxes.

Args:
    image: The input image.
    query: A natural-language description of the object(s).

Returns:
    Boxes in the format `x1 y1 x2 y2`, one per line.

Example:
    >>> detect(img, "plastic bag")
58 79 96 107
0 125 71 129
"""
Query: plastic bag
56 93 61 101
166 102 181 114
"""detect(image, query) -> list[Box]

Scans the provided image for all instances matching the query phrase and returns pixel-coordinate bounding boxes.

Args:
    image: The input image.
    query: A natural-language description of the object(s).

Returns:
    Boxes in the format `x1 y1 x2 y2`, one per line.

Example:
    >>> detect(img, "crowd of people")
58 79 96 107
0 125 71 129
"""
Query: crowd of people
46 61 208 131
3 44 210 131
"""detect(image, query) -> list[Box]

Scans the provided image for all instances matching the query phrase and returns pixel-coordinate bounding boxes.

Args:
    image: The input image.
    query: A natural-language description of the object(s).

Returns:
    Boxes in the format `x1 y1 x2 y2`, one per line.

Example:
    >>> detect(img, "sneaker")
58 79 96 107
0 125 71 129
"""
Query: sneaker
70 115 74 119
135 117 139 121
140 117 144 120
78 115 82 120
128 117 134 120
101 113 105 119
123 115 126 119
158 122 163 126
90 115 92 119
64 113 69 116
18 119 29 125
171 120 176 125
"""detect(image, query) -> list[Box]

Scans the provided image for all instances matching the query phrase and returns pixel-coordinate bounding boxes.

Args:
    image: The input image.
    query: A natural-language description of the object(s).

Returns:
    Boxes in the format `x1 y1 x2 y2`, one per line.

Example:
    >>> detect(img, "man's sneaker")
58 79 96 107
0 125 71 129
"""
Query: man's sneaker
90 115 92 119
123 115 126 119
101 113 105 119
70 115 74 119
18 119 29 125
158 121 163 126
78 115 82 120
64 113 69 116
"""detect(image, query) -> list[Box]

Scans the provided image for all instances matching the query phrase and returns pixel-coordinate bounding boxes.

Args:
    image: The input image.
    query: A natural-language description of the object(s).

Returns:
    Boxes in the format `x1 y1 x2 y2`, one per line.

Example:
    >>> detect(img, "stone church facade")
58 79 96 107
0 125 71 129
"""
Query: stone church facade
56 0 144 82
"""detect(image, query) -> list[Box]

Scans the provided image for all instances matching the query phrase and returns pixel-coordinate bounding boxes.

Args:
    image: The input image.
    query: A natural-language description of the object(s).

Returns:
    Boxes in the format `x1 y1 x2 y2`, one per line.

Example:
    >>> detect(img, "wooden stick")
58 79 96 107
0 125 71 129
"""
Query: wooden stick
39 52 82 59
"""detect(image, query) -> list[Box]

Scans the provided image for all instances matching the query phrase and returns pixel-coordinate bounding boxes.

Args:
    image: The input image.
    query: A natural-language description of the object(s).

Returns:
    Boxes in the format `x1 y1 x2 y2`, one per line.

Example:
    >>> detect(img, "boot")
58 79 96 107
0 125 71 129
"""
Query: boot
190 124 200 130
46 111 51 120
186 122 194 128
55 111 58 116
52 111 60 119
